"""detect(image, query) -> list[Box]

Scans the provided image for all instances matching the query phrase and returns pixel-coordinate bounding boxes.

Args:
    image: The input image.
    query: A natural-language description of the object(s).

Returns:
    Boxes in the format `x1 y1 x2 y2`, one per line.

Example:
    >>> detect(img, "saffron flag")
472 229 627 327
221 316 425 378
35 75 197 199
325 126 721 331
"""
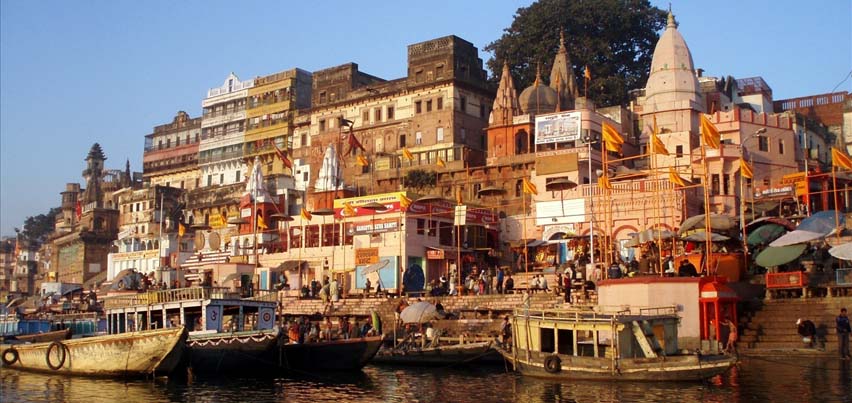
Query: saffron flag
343 202 356 217
300 208 312 221
178 223 186 237
650 116 669 155
601 121 624 153
356 155 369 167
597 176 612 190
584 66 591 80
739 158 754 179
75 200 82 220
347 132 366 156
257 214 268 230
700 114 721 149
522 178 538 195
399 194 412 209
831 147 852 170
456 188 464 205
273 143 292 168
403 148 414 161
669 167 689 187
437 157 446 168
220 211 228 225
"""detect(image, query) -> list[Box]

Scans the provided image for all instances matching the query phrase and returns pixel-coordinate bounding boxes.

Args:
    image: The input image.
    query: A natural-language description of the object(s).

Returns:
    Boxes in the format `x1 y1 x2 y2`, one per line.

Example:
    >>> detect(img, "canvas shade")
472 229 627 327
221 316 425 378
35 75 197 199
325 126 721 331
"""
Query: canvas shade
755 244 808 268
678 214 737 234
769 230 825 247
680 230 730 242
399 301 439 324
829 243 852 261
797 210 844 235
746 217 796 231
747 224 787 246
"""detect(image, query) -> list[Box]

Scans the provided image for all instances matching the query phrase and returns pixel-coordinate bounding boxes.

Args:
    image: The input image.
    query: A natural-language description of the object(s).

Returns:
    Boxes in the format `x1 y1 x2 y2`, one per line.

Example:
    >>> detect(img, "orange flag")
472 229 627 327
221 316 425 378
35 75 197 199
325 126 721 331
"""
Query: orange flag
831 147 852 170
437 157 446 168
739 158 753 179
601 121 624 153
669 167 689 187
650 115 669 155
597 176 612 190
343 202 356 217
399 194 412 209
403 148 414 161
522 178 538 195
700 114 721 149
300 208 312 221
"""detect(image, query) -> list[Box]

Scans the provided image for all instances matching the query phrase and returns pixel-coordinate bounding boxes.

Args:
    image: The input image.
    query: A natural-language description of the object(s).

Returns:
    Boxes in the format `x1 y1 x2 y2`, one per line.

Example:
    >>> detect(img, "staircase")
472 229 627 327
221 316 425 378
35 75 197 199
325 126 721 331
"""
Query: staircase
739 296 852 353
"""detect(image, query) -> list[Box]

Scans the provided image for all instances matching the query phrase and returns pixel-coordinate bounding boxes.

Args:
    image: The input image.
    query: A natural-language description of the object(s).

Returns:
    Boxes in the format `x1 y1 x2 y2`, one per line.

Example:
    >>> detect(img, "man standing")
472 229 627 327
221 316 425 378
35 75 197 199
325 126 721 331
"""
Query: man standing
496 267 505 294
837 308 851 359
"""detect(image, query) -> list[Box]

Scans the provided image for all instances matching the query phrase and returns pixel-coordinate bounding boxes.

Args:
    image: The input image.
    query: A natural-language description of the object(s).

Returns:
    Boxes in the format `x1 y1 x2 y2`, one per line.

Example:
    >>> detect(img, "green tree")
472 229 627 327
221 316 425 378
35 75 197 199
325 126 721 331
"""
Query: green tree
14 207 60 247
485 0 667 107
403 169 437 191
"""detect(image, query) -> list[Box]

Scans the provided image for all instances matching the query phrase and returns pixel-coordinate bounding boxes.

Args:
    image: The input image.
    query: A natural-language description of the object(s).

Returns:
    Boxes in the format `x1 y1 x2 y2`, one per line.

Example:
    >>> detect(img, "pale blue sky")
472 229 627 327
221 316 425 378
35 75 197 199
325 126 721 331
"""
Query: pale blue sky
1 0 850 236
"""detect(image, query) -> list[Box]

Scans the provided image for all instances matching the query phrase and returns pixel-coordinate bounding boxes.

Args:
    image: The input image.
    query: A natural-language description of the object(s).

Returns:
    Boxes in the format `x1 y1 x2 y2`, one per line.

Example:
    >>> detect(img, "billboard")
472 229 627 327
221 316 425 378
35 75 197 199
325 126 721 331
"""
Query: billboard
535 111 582 144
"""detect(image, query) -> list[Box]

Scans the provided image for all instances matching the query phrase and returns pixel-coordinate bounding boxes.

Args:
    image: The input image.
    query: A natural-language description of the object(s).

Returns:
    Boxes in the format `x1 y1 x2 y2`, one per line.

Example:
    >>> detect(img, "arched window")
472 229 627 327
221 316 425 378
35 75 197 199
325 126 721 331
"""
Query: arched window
515 180 523 197
514 130 528 155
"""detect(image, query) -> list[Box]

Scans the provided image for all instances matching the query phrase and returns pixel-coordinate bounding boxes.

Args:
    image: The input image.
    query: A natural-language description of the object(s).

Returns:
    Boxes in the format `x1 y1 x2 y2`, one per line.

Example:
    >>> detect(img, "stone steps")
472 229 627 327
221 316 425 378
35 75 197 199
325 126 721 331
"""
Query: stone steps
740 296 851 351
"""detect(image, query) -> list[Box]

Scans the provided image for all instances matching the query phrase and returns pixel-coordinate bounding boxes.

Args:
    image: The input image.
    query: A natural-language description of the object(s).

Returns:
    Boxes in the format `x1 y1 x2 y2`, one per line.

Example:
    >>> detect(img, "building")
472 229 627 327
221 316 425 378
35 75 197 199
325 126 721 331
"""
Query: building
0 238 15 300
199 73 253 188
142 111 202 190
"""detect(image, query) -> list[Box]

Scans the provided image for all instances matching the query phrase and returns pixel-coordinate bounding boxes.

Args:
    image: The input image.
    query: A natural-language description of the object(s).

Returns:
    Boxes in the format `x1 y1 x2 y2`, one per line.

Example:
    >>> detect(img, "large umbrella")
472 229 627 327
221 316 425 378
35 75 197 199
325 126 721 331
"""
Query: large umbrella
746 216 796 231
769 211 844 247
361 259 390 275
746 224 787 246
624 229 675 248
755 244 808 268
829 243 852 261
678 214 737 235
399 301 439 324
680 231 730 243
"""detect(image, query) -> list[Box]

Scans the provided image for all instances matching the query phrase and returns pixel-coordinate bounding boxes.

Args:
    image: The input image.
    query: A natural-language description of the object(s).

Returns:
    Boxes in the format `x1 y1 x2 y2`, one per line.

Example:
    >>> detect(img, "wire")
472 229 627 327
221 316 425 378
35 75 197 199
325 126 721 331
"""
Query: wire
829 69 852 93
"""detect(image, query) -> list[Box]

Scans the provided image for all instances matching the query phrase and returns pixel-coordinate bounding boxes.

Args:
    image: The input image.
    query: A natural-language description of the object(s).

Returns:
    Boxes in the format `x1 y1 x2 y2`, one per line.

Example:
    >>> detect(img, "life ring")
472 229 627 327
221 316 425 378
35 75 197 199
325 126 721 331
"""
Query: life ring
544 354 562 373
46 341 67 370
117 279 126 290
1 348 18 366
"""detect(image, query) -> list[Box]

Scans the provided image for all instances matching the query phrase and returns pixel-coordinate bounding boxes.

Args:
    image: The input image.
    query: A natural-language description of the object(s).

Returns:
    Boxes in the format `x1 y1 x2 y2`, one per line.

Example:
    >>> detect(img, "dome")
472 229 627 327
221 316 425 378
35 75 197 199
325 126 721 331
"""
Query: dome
644 12 703 112
519 73 557 115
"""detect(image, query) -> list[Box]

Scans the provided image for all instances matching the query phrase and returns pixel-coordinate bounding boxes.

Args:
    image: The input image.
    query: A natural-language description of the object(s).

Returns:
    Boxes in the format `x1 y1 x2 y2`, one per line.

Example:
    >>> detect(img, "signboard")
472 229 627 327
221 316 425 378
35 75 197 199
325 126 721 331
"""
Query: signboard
241 208 252 218
426 249 445 260
454 205 467 226
258 307 275 330
543 224 577 241
755 186 794 198
535 111 582 144
332 191 406 218
355 256 398 291
534 199 587 225
117 227 136 240
205 305 222 332
355 247 380 265
352 219 400 235
407 200 497 226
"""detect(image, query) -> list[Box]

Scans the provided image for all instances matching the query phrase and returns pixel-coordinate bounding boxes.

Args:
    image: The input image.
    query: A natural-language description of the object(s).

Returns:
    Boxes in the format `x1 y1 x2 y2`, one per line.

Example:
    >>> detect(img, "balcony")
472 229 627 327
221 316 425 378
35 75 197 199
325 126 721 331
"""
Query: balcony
198 150 244 165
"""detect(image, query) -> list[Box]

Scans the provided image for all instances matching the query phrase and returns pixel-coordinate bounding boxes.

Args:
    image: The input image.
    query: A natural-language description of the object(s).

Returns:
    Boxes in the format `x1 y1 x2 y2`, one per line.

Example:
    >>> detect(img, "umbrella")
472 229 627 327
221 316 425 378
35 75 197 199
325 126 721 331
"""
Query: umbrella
797 210 844 235
746 224 787 246
746 217 796 231
678 214 737 235
680 231 730 242
829 243 852 261
624 229 675 248
399 301 439 324
361 259 390 275
769 230 826 247
755 244 808 268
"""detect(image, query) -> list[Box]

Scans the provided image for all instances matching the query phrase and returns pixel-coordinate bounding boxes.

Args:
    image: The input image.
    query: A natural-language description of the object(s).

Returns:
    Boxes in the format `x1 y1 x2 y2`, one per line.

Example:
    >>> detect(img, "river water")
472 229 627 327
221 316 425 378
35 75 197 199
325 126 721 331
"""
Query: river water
2 356 850 403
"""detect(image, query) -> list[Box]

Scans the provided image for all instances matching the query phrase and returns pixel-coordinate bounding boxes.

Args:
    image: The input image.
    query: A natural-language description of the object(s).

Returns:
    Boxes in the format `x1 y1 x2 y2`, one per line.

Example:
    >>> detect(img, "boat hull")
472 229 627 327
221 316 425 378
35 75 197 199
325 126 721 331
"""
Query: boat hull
186 329 281 374
280 336 384 371
1 327 187 377
373 341 497 366
7 329 72 344
498 348 736 381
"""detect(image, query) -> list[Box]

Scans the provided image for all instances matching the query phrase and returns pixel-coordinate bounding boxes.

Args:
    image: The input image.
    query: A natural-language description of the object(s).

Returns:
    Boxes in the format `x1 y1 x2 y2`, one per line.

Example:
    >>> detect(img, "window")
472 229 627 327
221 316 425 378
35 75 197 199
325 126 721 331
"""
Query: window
515 180 523 197
779 139 785 155
374 108 382 122
711 174 720 195
415 101 422 114
235 170 241 182
399 134 406 148
220 173 224 184
387 106 394 120
362 110 369 123
436 65 444 78
437 97 443 110
415 131 423 145
437 127 444 142
207 175 212 186
763 178 770 186
676 145 684 157
319 92 327 103
460 96 467 112
319 119 326 131
301 133 307 147
158 140 163 150
426 100 432 112
723 174 730 195
758 136 769 152
461 128 467 141
416 218 425 235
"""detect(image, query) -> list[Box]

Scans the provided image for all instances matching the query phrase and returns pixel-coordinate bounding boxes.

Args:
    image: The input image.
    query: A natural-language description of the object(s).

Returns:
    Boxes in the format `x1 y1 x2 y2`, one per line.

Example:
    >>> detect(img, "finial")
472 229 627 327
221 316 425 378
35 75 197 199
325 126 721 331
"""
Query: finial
534 62 542 86
559 30 566 50
667 9 677 29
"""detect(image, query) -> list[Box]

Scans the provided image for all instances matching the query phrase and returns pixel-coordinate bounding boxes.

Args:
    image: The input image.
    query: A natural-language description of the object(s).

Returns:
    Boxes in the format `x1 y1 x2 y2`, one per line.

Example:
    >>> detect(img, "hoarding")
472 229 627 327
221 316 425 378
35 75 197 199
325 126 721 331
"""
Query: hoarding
535 111 582 145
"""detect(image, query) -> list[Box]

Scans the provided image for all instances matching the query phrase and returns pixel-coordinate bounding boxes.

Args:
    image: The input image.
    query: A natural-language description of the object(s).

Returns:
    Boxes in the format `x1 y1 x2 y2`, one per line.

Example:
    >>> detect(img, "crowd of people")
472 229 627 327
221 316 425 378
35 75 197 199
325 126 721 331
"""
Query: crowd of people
285 315 379 344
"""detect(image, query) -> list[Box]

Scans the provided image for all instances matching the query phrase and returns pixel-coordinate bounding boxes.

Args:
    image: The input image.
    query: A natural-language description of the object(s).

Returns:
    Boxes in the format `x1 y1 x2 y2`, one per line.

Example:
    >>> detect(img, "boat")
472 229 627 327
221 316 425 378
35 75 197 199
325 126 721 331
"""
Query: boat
496 306 736 381
279 335 384 371
186 328 281 374
373 340 495 366
1 312 99 344
0 326 187 377
7 328 72 344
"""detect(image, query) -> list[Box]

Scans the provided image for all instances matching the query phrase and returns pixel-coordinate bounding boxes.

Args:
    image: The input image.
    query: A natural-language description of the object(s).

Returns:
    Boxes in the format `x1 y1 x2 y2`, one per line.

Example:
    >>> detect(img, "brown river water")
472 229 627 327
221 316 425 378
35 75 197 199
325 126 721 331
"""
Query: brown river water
1 356 850 403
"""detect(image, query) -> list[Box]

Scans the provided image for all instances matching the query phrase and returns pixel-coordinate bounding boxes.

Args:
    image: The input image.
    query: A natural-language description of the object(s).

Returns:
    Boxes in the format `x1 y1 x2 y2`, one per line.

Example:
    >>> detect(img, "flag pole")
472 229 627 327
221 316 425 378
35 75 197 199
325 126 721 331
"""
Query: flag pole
701 126 713 276
740 156 748 269
833 163 841 240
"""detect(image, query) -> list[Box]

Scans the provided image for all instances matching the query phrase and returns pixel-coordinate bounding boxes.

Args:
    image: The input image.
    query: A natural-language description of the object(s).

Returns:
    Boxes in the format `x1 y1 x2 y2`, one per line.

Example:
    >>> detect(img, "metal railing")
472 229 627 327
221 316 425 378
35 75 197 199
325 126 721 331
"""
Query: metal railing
514 305 677 323
766 271 808 289
103 287 279 309
837 268 852 286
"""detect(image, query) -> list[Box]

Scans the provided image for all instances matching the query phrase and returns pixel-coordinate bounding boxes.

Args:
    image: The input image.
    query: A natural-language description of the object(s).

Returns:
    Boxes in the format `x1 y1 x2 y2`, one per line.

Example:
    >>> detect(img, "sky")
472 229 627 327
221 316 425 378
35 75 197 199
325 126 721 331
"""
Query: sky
1 0 850 237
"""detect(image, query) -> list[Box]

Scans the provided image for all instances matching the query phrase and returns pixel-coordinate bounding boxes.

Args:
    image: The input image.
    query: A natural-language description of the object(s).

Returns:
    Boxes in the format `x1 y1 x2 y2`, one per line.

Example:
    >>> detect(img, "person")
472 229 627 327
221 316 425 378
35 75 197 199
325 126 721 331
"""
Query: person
721 316 738 355
837 308 851 359
322 317 334 341
375 282 383 297
679 259 698 277
287 320 301 344
531 275 541 292
500 315 512 350
330 277 340 302
339 316 350 339
365 278 372 297
539 275 548 293
319 282 330 303
496 267 505 294
607 263 622 279
505 275 514 294
310 279 319 298
797 318 817 348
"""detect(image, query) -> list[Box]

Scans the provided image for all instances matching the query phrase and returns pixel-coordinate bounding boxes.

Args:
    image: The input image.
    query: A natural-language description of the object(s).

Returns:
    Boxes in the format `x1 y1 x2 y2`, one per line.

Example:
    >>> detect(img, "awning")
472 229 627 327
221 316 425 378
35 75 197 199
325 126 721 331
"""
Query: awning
755 244 808 268
274 260 306 271
829 243 852 261
509 239 547 248
746 216 796 231
747 224 787 246
769 230 824 247
680 230 730 242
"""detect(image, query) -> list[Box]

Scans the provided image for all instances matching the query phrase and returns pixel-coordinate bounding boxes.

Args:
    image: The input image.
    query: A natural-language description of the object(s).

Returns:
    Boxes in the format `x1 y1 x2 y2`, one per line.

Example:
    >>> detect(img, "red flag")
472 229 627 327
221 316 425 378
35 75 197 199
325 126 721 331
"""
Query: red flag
347 131 366 156
273 143 292 169
75 200 82 220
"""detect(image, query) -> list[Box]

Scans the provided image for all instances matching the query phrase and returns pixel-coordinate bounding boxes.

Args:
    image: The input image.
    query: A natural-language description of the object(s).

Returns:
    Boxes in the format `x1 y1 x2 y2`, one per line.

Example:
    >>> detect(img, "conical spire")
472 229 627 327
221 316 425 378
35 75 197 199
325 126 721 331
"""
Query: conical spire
549 30 579 111
490 60 521 126
667 10 677 29
644 10 703 113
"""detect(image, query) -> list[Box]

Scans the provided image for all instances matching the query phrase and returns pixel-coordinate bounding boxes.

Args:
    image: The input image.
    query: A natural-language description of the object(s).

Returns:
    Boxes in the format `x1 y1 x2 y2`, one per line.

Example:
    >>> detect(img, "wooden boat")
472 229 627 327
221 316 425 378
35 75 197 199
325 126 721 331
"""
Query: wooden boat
9 328 72 344
187 328 281 374
373 340 496 366
0 326 187 377
497 306 736 381
279 335 384 371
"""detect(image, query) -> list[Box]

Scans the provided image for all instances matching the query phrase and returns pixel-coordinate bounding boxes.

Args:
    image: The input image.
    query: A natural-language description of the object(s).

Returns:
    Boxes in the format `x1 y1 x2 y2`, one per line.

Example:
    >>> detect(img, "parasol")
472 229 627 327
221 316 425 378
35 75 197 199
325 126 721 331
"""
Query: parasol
746 216 796 231
797 210 844 235
678 214 737 235
746 224 788 246
680 231 730 243
755 244 808 268
399 301 440 324
828 243 852 261
361 259 390 275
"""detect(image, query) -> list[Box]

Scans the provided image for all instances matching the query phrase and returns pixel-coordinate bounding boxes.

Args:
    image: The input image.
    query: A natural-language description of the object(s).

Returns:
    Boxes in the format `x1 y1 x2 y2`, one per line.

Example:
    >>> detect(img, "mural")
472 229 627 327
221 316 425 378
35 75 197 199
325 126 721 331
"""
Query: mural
355 256 398 291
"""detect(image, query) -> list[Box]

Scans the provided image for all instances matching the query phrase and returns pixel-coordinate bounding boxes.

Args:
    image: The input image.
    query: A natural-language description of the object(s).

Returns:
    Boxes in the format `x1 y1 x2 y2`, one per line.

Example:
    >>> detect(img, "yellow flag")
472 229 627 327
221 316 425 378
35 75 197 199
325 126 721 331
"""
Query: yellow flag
669 167 689 187
300 208 312 221
403 148 414 161
437 158 446 168
650 116 669 155
257 214 268 230
456 188 464 205
832 147 852 170
584 65 591 80
739 158 754 179
178 223 186 237
343 202 356 217
601 121 624 153
356 155 369 167
597 176 612 190
219 211 228 225
522 178 538 195
700 114 721 149
399 194 412 209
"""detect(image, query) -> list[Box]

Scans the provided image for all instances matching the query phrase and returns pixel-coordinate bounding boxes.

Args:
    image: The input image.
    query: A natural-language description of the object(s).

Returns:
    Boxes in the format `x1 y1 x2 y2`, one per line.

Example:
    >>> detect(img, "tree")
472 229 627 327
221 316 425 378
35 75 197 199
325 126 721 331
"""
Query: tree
485 0 667 107
14 207 60 247
403 170 437 191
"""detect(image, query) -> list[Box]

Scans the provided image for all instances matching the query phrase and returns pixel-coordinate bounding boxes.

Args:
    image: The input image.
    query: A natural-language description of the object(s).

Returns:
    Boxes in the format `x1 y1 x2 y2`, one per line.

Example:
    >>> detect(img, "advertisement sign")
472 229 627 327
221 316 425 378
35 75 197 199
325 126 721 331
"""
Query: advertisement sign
426 249 445 260
355 256 398 291
535 111 582 144
333 192 406 218
407 199 498 226
355 247 380 265
351 219 400 235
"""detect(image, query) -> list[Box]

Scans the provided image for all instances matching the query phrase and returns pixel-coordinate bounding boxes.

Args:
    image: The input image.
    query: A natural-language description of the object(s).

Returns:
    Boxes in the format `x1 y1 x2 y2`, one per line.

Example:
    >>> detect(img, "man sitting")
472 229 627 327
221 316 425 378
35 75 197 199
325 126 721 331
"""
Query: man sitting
797 318 817 348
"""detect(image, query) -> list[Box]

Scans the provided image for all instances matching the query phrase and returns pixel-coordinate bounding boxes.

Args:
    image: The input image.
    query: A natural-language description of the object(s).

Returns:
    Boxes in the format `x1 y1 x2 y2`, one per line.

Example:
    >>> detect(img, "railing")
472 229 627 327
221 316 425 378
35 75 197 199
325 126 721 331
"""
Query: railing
837 268 852 286
514 305 677 322
198 150 244 164
766 271 808 289
103 287 279 309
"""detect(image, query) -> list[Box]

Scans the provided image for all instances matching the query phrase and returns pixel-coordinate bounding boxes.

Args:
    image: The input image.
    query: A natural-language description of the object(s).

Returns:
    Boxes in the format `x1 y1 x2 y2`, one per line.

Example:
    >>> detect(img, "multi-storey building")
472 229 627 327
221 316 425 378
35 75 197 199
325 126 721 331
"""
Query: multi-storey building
0 238 15 300
142 111 202 190
199 73 253 188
